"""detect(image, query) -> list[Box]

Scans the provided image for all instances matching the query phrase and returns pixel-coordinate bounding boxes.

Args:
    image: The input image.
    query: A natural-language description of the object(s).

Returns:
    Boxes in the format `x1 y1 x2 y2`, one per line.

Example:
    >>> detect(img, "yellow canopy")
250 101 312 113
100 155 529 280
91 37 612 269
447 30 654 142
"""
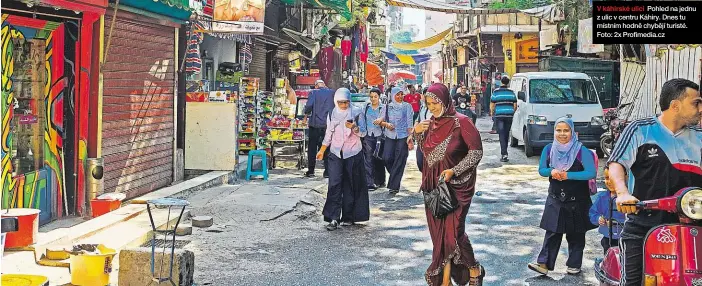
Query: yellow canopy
392 28 452 50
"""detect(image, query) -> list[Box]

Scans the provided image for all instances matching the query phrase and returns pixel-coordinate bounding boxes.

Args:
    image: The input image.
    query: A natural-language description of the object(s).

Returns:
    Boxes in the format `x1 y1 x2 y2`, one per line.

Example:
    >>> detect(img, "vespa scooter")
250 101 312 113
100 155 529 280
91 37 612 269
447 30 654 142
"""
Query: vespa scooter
594 186 702 285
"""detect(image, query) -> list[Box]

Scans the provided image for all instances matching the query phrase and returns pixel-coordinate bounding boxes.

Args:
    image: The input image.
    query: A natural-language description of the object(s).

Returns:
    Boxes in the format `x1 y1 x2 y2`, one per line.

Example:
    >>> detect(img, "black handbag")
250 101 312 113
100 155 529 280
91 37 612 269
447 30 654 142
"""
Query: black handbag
370 103 387 160
423 175 459 218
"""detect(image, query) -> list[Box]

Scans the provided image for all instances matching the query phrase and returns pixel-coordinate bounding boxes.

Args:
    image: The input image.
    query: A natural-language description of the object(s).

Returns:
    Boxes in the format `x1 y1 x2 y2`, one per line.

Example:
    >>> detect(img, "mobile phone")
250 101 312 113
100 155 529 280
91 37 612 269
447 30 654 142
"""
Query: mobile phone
346 119 353 123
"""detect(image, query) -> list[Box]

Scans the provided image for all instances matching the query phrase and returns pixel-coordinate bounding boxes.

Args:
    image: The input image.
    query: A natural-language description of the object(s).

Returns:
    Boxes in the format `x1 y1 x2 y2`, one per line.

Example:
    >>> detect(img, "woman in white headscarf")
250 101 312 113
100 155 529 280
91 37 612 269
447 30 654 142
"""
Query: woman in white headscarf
317 88 370 231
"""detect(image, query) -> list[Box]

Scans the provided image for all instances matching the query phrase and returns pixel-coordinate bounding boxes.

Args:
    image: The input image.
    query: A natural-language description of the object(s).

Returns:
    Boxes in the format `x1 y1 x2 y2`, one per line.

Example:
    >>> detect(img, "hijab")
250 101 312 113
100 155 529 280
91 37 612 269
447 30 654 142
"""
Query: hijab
330 88 352 122
549 117 583 171
422 83 458 152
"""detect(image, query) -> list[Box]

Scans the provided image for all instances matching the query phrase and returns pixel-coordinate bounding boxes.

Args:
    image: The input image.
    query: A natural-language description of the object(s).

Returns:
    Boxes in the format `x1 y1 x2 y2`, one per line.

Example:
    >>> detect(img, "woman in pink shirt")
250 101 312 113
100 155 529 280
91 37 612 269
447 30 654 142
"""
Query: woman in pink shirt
317 88 370 231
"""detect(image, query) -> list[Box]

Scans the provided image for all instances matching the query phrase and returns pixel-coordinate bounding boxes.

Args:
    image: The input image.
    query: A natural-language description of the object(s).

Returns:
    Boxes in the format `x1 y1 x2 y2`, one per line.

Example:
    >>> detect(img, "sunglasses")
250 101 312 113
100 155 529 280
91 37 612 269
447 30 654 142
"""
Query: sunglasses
337 101 350 104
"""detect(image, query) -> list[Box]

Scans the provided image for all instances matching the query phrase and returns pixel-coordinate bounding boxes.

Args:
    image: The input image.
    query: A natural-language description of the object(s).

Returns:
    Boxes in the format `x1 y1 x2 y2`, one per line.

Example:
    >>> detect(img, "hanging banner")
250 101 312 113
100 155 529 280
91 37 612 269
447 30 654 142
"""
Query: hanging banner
540 27 558 51
577 18 604 54
213 0 265 34
369 25 387 48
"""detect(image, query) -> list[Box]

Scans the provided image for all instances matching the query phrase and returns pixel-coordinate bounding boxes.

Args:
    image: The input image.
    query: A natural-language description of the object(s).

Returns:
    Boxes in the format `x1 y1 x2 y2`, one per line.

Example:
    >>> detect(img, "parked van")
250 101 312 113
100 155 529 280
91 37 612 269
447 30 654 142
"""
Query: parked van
508 72 605 157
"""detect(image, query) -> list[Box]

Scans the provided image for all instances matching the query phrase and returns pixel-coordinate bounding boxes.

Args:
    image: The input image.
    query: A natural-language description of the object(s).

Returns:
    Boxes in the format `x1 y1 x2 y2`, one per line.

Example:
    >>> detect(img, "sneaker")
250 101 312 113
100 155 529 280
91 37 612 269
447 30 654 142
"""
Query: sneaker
527 263 548 275
377 183 386 188
500 155 509 162
566 267 581 274
340 221 354 226
489 130 497 134
304 172 315 178
389 189 399 195
326 220 339 231
368 185 377 191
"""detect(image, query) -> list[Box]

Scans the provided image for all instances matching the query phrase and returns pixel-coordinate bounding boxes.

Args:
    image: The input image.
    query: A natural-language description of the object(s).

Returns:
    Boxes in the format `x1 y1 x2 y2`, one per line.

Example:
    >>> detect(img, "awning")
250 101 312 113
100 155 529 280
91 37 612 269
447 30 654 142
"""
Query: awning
521 4 564 22
385 0 518 14
381 51 432 65
119 0 192 20
392 28 451 50
281 0 351 19
282 28 321 58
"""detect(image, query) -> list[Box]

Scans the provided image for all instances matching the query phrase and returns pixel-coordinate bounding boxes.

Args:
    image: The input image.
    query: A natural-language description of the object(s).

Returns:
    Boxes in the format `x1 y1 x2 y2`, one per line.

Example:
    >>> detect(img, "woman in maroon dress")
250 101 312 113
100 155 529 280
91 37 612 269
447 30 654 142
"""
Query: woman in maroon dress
413 83 485 286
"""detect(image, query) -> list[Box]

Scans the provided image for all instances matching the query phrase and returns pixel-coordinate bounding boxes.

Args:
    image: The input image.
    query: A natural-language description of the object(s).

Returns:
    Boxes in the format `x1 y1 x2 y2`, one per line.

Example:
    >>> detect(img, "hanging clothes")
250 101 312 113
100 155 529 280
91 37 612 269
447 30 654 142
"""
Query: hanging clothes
185 21 205 74
318 46 334 85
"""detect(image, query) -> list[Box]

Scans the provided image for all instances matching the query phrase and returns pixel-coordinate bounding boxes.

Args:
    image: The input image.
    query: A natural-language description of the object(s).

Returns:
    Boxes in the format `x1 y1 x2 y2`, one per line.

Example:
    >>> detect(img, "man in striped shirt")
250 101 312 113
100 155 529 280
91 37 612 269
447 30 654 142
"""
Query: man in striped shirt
491 76 518 162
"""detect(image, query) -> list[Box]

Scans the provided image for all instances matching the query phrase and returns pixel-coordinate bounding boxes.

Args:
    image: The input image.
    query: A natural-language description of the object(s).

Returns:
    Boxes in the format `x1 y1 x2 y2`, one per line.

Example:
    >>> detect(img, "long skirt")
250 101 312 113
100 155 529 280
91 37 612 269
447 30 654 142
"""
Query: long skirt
425 194 477 286
322 152 370 223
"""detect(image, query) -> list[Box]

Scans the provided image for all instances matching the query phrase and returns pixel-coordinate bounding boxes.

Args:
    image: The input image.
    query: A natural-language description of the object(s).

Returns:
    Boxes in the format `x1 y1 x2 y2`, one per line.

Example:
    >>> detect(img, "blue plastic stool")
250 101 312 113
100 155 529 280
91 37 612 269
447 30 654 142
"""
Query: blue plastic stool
246 150 269 180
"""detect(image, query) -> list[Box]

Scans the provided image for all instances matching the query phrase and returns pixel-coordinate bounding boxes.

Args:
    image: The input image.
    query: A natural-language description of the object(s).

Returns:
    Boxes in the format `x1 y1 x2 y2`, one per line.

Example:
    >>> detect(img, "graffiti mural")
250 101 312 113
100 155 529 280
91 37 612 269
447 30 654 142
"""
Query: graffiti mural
1 14 67 223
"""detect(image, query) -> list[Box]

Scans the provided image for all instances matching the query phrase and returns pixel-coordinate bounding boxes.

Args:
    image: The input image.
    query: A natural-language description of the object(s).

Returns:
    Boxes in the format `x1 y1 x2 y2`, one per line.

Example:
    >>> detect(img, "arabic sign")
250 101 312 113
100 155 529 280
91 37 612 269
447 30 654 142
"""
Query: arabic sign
213 0 265 34
578 18 604 54
516 38 538 64
369 25 387 48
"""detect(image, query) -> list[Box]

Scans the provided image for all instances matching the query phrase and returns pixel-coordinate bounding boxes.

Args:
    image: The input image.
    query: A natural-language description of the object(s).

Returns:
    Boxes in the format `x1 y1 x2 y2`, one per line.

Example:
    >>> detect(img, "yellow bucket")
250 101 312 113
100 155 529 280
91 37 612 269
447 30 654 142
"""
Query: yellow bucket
69 244 116 286
1 274 49 286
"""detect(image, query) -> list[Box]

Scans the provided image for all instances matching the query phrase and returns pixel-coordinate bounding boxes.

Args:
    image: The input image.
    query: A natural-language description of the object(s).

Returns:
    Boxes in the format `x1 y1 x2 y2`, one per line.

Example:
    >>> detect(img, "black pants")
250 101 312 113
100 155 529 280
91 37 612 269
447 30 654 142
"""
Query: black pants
382 138 409 191
323 153 370 223
495 117 513 156
362 136 386 187
600 237 620 256
307 126 329 176
537 231 586 270
620 237 644 286
413 112 419 124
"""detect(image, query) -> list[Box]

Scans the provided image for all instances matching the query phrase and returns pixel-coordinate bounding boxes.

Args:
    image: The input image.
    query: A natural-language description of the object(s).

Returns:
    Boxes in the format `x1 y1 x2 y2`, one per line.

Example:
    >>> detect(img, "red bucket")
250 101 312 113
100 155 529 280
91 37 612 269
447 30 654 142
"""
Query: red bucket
2 208 40 249
90 199 121 218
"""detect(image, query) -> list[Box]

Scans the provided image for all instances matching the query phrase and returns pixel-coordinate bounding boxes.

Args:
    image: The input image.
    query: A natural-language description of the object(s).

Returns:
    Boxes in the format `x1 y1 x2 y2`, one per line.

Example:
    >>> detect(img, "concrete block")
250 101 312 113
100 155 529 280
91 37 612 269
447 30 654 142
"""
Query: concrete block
175 224 192 236
191 216 213 228
118 247 194 286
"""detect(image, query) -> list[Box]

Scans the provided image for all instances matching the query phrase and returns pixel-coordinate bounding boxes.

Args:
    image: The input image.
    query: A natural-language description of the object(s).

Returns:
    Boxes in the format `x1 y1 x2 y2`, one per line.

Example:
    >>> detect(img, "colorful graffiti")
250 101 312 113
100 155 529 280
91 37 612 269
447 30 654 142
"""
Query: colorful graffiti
1 14 66 223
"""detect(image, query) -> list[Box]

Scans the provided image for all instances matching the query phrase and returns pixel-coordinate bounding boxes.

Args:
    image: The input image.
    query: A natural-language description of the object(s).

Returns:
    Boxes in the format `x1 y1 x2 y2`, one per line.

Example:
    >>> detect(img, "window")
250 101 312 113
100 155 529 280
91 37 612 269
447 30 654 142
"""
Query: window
529 79 599 104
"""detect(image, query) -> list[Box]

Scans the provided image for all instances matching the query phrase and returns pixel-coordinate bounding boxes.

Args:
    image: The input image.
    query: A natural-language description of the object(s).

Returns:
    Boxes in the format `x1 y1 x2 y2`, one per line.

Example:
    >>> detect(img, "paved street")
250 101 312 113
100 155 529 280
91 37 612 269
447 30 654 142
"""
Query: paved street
182 117 606 286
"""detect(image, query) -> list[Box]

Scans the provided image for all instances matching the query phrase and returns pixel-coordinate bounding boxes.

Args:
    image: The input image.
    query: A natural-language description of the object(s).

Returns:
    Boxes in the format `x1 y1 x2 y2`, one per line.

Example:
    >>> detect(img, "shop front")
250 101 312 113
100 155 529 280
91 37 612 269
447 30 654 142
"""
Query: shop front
1 0 104 224
100 0 190 199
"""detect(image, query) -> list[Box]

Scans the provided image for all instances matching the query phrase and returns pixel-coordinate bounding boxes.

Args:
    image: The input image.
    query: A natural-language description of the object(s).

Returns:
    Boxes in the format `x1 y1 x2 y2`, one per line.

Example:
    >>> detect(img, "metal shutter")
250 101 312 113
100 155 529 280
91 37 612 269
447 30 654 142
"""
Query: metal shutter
102 10 175 198
248 41 267 89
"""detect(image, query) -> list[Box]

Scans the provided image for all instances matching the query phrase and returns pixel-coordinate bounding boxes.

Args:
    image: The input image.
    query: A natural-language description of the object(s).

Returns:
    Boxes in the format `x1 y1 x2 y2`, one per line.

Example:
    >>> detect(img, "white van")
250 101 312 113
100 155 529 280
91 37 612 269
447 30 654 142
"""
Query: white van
508 72 604 157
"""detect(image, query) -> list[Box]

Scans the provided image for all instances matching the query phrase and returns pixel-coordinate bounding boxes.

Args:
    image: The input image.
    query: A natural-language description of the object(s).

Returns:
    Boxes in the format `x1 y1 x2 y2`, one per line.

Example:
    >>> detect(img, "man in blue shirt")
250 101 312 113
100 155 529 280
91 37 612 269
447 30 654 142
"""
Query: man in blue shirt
490 76 518 162
609 78 702 286
304 80 336 178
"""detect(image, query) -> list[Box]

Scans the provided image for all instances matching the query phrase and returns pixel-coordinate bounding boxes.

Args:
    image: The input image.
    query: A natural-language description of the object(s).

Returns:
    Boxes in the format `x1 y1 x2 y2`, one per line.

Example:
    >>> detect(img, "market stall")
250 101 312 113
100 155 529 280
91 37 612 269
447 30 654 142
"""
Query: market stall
267 79 307 169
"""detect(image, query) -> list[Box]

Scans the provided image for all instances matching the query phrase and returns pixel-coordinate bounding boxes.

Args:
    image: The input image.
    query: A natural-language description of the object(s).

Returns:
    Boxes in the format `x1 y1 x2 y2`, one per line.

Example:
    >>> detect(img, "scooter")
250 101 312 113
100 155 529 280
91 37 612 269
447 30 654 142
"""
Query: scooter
594 187 702 285
600 102 632 158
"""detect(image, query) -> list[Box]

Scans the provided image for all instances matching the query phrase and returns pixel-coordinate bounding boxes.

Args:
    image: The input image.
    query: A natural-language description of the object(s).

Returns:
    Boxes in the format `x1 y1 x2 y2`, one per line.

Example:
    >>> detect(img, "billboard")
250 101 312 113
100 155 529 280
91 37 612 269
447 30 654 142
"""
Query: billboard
213 0 265 34
369 25 387 48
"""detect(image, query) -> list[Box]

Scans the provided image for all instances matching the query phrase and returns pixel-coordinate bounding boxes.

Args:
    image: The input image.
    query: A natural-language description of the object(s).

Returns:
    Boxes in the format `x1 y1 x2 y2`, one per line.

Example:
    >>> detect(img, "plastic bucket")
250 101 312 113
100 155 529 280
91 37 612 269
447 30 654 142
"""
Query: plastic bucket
69 244 116 286
1 274 50 286
1 209 40 249
90 199 121 218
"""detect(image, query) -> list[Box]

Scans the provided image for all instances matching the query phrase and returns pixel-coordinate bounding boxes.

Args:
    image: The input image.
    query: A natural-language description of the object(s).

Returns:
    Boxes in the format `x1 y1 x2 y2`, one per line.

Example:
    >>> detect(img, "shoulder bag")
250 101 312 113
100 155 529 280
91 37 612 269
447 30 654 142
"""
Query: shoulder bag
371 104 388 160
423 175 459 219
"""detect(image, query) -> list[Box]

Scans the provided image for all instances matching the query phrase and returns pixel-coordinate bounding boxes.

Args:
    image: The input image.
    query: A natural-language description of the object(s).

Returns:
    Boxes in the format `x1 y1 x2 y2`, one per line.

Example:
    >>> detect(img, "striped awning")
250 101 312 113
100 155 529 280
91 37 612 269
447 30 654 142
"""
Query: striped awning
392 28 452 50
381 51 432 65
385 0 518 14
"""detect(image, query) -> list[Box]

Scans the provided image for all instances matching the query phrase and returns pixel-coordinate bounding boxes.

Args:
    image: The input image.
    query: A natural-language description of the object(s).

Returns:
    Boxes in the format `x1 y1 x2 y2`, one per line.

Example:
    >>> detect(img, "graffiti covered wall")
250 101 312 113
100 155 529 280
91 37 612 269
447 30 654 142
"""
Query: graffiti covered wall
1 14 67 223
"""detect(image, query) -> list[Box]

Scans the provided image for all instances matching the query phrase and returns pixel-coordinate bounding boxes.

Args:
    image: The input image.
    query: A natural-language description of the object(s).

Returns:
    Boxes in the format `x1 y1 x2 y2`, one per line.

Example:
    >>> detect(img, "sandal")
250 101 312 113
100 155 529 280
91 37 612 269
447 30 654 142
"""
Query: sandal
468 264 485 286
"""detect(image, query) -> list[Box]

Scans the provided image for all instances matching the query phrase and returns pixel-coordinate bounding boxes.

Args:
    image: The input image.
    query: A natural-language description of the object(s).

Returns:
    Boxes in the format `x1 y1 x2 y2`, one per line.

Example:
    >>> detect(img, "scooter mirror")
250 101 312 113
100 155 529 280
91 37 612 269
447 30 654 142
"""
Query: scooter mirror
1 217 19 233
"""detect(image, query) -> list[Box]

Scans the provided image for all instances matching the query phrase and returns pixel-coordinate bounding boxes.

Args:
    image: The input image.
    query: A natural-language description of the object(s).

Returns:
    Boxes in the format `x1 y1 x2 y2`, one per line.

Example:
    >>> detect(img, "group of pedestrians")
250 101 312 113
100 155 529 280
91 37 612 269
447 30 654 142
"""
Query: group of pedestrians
304 76 702 286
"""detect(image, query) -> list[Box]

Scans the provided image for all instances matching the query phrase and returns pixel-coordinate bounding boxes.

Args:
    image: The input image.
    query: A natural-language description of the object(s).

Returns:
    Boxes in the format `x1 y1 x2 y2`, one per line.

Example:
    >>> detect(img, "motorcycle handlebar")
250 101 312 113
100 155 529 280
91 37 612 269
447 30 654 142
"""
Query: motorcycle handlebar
621 202 646 209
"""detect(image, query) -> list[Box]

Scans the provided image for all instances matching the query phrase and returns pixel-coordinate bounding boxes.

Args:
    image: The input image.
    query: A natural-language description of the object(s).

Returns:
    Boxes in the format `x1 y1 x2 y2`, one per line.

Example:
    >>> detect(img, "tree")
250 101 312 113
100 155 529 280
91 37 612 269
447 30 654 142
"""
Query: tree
489 0 539 10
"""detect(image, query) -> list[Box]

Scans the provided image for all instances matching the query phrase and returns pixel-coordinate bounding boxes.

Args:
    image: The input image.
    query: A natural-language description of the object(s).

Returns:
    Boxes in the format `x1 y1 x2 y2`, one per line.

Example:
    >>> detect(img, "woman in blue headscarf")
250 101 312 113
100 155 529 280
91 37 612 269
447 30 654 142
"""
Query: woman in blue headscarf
528 117 597 276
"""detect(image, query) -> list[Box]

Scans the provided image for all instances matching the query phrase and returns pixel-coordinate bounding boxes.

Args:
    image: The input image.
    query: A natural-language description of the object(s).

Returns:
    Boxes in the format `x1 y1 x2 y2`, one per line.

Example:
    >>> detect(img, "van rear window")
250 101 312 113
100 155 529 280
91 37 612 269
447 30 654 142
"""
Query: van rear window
529 79 599 104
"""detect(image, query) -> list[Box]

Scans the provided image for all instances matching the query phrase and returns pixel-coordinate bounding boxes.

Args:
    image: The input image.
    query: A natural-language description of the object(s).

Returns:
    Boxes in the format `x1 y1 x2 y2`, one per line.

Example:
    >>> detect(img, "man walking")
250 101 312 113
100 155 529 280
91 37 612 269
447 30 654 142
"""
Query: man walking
403 84 421 123
490 76 517 162
304 80 335 178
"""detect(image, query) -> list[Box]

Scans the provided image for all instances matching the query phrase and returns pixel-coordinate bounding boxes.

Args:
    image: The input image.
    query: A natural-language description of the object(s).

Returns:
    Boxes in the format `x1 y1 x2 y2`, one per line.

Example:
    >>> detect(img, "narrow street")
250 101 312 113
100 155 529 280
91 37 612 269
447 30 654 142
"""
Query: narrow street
179 118 606 286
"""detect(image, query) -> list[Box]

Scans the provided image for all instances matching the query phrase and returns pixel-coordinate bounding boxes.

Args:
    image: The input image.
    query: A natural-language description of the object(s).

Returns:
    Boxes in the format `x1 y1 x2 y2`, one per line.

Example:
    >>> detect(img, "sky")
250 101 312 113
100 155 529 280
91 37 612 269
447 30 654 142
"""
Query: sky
402 8 426 39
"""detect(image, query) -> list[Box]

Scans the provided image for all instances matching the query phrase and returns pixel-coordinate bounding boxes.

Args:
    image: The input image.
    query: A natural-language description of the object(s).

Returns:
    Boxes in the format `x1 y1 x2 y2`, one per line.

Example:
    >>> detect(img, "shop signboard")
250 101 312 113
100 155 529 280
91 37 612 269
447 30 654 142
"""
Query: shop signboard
212 0 265 34
369 25 387 48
